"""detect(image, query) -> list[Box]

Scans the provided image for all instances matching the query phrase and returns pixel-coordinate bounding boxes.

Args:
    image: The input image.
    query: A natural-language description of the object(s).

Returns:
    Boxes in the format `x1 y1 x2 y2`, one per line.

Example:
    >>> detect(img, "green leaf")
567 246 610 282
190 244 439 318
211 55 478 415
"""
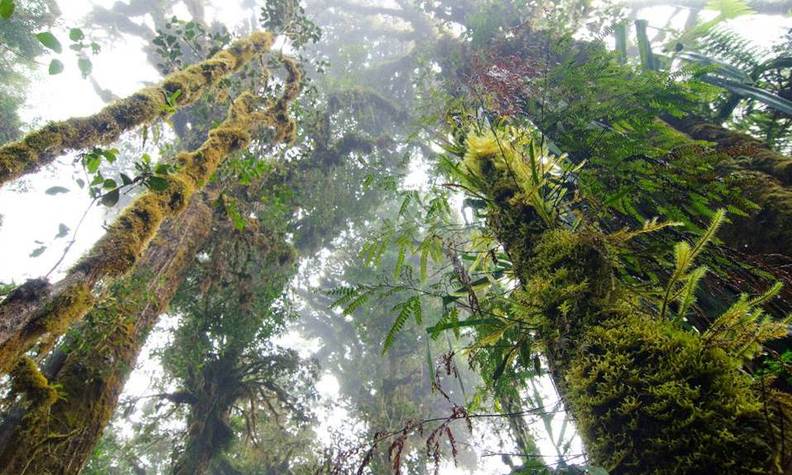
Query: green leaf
120 173 133 186
69 28 84 42
147 176 169 191
78 57 92 78
29 246 46 258
102 178 117 190
84 153 101 173
36 32 62 53
55 223 69 239
45 186 69 195
101 188 119 207
0 0 15 19
48 59 64 75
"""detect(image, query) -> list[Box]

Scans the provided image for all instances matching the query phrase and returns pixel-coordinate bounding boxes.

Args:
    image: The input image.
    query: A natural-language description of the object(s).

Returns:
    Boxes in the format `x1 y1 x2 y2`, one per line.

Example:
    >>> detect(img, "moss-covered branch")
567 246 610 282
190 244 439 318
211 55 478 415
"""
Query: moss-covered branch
0 31 274 188
0 55 302 375
664 115 792 187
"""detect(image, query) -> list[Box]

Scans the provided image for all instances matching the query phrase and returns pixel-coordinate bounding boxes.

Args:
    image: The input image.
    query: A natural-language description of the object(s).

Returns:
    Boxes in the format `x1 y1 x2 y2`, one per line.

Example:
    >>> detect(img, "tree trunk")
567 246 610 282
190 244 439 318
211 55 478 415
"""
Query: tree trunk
464 132 788 474
663 114 792 186
0 193 214 475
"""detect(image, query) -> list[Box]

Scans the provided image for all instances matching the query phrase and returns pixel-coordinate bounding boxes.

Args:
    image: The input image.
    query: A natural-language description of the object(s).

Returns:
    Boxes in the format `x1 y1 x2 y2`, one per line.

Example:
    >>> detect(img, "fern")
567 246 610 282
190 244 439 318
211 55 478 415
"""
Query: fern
383 296 421 353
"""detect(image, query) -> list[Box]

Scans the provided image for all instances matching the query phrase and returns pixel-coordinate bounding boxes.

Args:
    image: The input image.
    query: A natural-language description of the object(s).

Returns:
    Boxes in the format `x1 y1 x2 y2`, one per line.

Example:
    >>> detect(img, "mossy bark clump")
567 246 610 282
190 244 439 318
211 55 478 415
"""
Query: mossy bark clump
465 133 783 474
0 31 274 188
0 195 214 475
664 115 792 187
0 57 303 376
565 312 773 474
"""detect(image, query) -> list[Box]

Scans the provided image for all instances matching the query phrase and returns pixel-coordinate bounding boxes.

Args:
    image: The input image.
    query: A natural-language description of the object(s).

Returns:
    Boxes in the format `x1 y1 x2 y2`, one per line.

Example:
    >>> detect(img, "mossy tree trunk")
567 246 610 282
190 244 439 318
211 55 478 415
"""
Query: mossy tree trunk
662 115 792 187
462 131 788 474
0 193 214 475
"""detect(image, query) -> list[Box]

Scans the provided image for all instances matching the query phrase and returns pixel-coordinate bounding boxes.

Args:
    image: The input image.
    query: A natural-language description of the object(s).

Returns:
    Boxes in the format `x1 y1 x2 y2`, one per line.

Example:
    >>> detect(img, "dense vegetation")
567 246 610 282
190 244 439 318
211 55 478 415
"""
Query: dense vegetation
0 0 791 473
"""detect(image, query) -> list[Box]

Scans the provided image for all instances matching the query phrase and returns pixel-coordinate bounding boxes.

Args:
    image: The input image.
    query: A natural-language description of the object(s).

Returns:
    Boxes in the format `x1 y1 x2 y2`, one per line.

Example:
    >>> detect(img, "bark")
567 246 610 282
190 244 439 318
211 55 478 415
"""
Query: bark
0 193 214 475
663 114 792 186
0 56 301 375
173 356 242 475
0 31 274 188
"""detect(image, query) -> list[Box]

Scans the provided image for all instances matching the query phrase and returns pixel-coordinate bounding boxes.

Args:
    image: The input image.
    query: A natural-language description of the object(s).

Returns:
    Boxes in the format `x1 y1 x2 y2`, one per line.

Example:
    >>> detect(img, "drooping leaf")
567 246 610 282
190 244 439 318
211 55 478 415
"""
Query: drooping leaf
101 188 119 207
48 59 64 75
69 28 84 42
55 223 70 239
36 32 62 53
78 57 92 78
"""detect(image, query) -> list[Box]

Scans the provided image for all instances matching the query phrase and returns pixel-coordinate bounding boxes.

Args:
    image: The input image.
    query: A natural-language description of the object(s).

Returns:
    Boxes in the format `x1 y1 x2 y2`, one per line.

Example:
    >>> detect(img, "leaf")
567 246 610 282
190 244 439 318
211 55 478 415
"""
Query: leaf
48 59 64 75
146 176 169 191
36 32 62 53
383 299 415 353
69 28 84 42
55 223 69 239
101 188 119 207
0 0 14 19
84 153 101 173
702 75 792 116
587 467 609 475
29 246 46 258
78 57 92 78
120 173 133 186
45 186 69 195
102 178 117 190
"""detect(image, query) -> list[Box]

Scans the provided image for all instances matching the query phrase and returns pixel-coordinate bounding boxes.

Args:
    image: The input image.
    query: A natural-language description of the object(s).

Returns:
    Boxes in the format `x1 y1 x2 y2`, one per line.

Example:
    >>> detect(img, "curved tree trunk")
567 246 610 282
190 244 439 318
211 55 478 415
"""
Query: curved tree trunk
663 114 792 186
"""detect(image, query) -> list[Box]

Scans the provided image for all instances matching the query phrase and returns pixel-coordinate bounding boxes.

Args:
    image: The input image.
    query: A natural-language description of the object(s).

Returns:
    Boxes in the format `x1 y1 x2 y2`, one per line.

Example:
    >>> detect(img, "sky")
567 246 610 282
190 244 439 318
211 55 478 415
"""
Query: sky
1 0 790 473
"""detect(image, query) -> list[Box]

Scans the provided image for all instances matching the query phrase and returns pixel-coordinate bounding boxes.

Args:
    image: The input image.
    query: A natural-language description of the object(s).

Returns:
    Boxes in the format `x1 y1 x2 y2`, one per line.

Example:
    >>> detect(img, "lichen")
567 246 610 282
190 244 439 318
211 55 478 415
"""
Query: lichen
0 31 274 187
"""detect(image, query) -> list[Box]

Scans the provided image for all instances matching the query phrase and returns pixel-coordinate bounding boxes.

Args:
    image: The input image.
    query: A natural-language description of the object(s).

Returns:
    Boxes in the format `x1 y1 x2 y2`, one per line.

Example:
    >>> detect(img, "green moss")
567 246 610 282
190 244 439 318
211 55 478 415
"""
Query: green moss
9 356 59 413
722 170 792 255
0 54 304 380
566 313 772 474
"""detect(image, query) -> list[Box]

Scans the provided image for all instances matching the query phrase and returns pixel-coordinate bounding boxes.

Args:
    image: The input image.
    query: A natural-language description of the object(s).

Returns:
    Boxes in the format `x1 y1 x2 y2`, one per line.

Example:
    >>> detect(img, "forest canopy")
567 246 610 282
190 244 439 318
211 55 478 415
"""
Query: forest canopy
1 0 792 474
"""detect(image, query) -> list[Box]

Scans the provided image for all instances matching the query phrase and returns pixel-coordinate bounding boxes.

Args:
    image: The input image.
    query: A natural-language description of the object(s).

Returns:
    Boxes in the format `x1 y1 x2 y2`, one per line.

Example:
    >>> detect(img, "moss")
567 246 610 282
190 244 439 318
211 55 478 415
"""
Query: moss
0 282 93 374
9 356 59 413
465 125 783 473
677 120 792 186
565 313 772 474
721 170 792 255
0 30 274 188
